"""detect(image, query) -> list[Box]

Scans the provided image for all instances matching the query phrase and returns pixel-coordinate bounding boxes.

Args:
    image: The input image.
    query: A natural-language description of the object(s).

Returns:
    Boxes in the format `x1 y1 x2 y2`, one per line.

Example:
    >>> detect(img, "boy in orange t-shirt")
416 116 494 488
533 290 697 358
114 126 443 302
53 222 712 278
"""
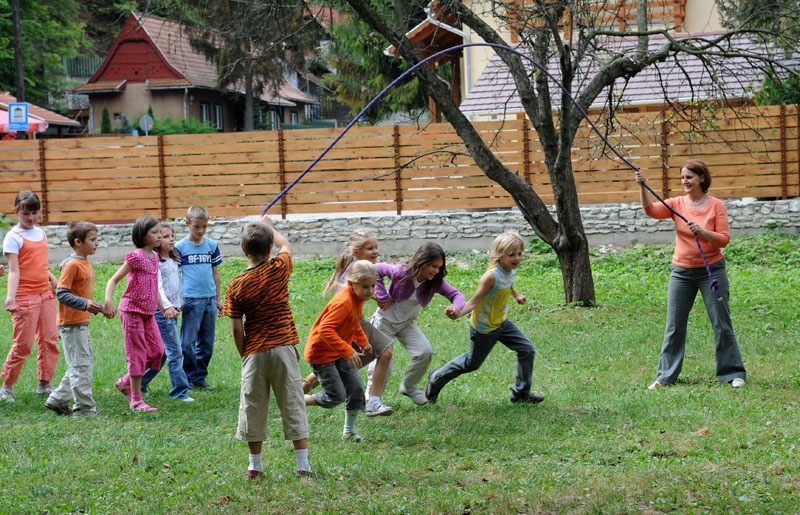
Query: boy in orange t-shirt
45 222 110 416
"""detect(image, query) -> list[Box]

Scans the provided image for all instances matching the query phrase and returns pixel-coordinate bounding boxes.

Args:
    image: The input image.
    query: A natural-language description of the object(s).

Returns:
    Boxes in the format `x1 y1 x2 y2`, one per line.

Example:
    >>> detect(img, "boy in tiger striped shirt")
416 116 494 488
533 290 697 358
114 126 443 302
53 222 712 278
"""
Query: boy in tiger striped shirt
221 217 314 479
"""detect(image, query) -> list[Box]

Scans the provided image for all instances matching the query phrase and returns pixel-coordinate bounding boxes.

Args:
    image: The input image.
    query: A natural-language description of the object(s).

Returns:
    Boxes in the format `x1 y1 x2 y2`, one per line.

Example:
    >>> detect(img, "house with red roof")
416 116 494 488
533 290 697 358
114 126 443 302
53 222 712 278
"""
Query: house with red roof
74 12 319 133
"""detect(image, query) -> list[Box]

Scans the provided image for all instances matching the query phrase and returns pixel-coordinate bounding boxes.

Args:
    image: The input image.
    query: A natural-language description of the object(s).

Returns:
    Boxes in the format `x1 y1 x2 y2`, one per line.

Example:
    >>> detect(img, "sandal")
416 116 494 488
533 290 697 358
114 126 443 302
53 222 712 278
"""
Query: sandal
130 400 158 412
115 379 131 401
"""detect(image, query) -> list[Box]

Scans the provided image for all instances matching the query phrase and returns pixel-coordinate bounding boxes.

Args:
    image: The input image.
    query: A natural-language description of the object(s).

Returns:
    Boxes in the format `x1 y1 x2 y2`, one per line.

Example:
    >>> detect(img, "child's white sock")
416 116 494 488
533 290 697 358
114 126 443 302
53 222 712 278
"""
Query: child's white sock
249 453 263 472
295 448 310 471
343 409 360 434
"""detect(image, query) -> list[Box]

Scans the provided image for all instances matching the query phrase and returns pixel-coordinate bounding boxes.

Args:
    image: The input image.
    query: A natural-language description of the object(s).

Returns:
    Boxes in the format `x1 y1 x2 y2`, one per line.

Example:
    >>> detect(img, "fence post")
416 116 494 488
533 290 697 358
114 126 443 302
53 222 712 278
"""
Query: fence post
393 125 402 215
660 116 670 198
157 134 167 220
780 105 787 200
38 140 48 224
522 118 531 186
278 128 287 218
797 105 800 198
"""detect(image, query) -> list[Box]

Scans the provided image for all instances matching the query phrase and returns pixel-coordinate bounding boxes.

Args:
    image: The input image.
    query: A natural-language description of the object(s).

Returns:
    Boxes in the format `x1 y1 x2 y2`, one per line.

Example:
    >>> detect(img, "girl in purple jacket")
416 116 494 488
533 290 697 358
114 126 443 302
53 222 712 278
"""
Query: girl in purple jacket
368 242 464 406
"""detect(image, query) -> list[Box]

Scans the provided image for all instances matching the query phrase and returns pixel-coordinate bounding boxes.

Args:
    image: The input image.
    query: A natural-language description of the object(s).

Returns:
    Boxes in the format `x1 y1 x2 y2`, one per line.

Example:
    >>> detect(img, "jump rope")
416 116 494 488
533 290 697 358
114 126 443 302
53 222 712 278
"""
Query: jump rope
260 42 721 300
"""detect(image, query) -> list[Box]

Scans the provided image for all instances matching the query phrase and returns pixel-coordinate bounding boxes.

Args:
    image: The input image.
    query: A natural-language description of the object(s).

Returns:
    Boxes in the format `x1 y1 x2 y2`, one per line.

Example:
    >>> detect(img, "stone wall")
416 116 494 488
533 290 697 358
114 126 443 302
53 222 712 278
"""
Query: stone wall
41 198 800 263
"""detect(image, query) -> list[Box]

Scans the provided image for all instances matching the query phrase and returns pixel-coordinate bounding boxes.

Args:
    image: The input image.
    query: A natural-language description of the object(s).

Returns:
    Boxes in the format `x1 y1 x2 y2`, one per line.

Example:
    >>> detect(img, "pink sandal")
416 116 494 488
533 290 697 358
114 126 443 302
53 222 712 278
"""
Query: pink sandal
115 379 131 401
130 400 158 412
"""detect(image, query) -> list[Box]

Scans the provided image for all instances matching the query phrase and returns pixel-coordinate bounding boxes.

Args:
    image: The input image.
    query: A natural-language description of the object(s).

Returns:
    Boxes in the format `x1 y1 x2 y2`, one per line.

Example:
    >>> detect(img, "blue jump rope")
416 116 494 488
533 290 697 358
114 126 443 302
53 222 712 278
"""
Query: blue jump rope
261 42 721 300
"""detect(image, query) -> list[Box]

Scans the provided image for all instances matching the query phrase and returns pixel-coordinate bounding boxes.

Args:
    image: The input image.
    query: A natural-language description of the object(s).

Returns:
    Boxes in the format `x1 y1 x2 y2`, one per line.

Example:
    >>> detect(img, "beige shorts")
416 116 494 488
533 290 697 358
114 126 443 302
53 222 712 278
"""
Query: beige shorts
236 345 309 443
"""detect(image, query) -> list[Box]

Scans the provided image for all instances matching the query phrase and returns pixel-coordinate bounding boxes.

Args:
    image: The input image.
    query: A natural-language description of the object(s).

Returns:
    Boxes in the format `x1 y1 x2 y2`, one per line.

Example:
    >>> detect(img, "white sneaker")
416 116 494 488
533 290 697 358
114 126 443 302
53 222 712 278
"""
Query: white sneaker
364 400 394 417
731 378 745 388
647 381 662 390
0 388 15 403
180 396 196 402
399 385 428 405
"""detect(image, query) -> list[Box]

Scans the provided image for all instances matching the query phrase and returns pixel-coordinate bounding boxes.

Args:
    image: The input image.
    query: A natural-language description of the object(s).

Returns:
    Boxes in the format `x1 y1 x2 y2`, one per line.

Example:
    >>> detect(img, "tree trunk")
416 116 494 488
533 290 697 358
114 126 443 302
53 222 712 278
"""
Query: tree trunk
244 68 254 132
554 238 595 307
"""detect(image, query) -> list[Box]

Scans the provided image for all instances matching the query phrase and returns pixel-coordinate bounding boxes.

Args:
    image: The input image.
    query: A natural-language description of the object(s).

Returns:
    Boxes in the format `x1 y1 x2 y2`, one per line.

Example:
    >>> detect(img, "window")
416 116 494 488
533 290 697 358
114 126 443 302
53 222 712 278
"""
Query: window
200 102 211 124
214 104 224 131
269 111 279 130
290 111 299 125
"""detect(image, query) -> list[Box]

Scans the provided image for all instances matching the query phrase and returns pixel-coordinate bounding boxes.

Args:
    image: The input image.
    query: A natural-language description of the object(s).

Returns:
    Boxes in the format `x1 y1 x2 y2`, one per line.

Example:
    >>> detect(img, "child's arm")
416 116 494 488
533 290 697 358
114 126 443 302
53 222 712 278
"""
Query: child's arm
103 262 131 318
450 270 496 319
48 272 58 294
261 215 291 256
511 286 526 305
213 265 222 311
230 317 245 357
4 253 20 312
438 279 466 319
56 287 101 314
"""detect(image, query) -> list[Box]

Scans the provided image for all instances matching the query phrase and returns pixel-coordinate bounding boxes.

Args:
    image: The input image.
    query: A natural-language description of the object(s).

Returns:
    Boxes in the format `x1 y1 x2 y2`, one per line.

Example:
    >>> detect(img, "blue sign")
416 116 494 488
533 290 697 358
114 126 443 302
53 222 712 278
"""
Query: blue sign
8 102 28 132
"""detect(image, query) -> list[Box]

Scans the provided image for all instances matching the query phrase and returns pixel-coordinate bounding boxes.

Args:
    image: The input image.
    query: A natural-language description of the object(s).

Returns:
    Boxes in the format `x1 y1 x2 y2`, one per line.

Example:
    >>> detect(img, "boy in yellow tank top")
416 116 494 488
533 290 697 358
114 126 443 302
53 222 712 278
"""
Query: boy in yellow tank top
426 232 545 405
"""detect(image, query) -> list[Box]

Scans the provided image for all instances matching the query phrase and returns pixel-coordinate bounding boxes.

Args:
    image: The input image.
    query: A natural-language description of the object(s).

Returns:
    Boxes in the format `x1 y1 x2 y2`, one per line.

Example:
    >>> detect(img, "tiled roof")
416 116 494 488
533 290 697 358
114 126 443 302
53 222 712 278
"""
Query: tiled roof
74 80 127 93
79 13 318 107
460 32 798 115
135 14 219 90
0 92 81 127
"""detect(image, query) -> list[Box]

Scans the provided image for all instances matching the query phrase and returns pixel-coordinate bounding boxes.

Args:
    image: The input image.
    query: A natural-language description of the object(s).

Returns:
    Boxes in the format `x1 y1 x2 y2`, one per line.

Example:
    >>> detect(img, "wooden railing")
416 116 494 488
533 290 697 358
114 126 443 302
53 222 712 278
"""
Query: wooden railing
0 104 797 224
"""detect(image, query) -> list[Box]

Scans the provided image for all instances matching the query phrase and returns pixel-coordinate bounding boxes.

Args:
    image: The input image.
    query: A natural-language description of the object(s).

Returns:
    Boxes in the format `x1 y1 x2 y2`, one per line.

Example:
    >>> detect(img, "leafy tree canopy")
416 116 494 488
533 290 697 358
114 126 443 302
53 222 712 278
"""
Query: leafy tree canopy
0 0 86 108
321 0 429 123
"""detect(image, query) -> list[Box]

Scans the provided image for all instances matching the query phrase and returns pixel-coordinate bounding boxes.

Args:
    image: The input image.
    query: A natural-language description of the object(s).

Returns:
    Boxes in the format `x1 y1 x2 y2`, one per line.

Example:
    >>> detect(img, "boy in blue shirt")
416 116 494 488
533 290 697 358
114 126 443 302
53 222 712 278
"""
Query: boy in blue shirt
177 206 222 389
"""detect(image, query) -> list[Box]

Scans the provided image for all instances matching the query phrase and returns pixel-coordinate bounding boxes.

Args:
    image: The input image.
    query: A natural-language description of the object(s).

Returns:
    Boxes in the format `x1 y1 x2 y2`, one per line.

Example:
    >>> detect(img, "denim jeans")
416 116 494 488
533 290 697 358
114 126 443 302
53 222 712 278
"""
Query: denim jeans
181 297 218 386
142 310 191 399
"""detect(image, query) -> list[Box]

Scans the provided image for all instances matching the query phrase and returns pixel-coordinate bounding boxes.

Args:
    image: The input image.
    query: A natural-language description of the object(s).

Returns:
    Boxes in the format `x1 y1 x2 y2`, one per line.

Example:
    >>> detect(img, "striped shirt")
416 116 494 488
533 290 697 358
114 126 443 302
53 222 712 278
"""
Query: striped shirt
222 252 299 356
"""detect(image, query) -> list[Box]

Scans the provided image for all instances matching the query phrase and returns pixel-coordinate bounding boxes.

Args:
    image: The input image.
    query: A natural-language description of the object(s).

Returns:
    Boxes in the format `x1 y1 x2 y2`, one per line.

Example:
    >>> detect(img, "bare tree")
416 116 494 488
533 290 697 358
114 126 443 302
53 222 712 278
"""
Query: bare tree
341 0 792 305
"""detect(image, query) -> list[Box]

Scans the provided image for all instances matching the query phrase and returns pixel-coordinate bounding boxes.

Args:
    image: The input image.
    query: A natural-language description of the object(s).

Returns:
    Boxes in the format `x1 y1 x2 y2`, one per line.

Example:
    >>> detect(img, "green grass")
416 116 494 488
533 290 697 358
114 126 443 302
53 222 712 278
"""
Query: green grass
1 231 799 513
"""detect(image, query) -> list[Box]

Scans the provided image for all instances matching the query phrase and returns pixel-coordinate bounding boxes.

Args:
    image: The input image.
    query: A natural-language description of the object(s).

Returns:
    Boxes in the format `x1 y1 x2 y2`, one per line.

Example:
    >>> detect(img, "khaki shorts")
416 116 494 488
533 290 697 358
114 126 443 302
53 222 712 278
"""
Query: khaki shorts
236 345 308 443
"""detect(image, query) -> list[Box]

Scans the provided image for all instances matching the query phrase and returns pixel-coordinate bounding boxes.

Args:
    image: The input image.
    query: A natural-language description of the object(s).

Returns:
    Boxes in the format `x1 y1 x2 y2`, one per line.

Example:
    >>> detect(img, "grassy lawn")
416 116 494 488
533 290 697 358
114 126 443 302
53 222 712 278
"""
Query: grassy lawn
1 231 798 513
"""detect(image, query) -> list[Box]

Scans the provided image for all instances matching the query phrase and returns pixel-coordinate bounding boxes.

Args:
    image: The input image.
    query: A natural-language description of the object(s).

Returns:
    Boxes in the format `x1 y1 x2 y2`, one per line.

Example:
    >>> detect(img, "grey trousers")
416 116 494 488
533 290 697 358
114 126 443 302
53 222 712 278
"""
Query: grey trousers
655 258 746 385
430 319 535 395
50 324 96 414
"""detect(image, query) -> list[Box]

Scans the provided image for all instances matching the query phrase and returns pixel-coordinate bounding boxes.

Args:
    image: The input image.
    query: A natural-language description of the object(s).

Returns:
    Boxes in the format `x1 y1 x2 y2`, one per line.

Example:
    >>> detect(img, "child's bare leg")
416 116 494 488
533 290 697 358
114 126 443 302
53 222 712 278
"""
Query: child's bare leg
130 375 143 395
369 347 392 397
302 373 318 394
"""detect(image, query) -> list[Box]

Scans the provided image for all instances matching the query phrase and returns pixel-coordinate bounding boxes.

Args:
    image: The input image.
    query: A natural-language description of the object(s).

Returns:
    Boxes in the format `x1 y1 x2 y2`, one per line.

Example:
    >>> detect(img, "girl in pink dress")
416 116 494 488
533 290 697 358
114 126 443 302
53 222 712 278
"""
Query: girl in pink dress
104 216 167 411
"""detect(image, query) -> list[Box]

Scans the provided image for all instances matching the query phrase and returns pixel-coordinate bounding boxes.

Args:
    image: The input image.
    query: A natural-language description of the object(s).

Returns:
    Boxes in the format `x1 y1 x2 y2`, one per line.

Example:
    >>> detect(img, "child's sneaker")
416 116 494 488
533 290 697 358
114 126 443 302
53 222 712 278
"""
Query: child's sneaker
0 387 15 403
130 400 158 412
36 384 54 396
399 384 428 406
245 469 265 480
341 431 363 442
45 398 72 415
295 468 316 478
115 379 131 401
364 400 394 417
178 396 195 402
509 388 545 404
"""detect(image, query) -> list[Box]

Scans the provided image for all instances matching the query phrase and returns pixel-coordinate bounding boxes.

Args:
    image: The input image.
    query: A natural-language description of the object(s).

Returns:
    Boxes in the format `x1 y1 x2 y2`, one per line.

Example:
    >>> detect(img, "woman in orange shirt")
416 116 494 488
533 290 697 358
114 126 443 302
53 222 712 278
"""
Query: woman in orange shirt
635 160 746 390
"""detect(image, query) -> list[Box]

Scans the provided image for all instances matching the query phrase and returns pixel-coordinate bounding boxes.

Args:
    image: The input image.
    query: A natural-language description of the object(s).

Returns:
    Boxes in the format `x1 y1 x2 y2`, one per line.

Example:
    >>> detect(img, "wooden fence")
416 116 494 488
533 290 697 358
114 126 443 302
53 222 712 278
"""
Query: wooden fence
0 104 797 224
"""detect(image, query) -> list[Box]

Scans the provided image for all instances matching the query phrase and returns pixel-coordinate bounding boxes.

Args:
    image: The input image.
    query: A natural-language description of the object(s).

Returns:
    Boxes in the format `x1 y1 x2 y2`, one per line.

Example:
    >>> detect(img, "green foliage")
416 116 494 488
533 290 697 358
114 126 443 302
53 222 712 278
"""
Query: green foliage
755 69 800 106
147 115 215 135
321 1 429 123
1 233 799 512
0 0 87 107
100 105 112 134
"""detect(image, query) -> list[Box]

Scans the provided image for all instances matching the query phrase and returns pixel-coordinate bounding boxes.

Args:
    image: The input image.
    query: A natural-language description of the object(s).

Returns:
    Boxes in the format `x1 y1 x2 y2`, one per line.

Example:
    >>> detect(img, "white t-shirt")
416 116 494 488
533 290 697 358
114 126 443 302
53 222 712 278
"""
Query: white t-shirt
3 225 46 255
